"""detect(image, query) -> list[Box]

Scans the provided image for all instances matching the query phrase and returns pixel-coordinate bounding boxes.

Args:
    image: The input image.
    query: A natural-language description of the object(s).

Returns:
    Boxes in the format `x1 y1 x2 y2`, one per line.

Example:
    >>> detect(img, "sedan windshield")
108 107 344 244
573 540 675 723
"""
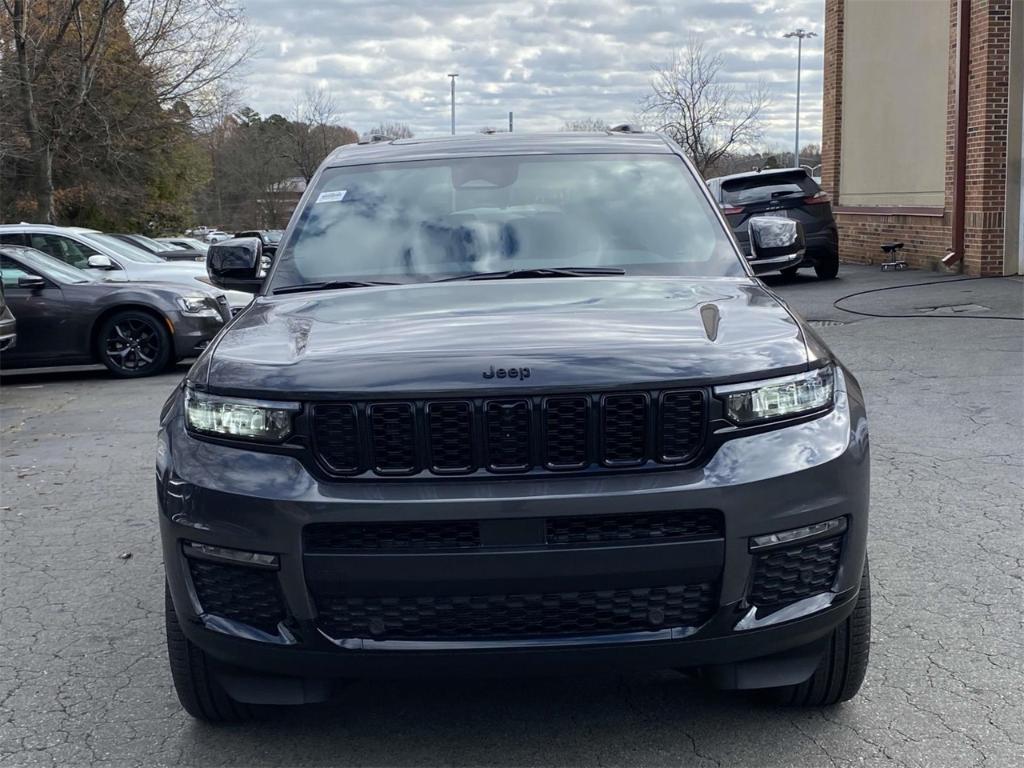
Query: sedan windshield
0 246 95 283
82 233 165 263
269 154 742 290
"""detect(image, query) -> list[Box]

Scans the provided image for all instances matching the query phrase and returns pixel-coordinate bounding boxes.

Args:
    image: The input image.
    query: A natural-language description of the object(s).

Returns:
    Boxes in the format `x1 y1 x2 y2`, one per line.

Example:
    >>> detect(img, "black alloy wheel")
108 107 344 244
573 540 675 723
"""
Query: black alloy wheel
98 310 171 377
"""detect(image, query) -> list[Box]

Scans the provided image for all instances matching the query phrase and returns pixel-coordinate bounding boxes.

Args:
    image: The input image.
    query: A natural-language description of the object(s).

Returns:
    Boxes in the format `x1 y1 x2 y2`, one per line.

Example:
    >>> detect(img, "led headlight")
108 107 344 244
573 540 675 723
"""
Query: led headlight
176 296 221 317
184 387 300 442
715 365 834 425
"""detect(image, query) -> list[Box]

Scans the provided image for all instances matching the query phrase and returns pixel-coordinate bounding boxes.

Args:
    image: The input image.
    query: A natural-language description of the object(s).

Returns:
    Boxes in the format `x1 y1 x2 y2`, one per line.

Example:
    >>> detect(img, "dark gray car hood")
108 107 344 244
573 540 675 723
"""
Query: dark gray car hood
200 277 812 397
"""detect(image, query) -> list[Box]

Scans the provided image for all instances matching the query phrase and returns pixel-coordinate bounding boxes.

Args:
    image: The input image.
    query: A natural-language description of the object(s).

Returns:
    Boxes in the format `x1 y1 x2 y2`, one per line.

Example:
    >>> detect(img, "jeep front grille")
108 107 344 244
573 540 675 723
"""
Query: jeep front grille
310 389 706 478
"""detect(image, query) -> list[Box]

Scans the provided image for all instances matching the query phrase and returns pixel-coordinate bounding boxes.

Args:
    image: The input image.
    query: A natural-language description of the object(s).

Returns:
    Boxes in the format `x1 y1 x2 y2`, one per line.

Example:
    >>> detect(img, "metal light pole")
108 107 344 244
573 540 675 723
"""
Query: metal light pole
784 29 816 168
447 73 458 135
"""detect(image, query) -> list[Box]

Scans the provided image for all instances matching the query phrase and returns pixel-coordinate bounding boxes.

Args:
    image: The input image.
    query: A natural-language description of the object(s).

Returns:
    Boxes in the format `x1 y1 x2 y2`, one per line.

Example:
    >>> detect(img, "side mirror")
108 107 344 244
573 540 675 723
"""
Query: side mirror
17 274 46 289
87 254 115 269
207 237 263 292
746 217 806 275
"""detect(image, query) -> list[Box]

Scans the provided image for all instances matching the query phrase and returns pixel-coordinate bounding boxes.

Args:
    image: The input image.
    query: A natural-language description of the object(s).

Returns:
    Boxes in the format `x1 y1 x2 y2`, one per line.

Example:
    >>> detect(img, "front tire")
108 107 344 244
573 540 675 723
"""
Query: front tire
98 310 171 377
768 557 872 706
165 583 253 723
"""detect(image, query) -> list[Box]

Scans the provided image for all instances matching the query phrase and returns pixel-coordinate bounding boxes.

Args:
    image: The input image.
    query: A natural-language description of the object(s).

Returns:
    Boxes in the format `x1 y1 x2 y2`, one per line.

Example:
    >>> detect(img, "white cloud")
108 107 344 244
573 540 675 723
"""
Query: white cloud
238 0 825 149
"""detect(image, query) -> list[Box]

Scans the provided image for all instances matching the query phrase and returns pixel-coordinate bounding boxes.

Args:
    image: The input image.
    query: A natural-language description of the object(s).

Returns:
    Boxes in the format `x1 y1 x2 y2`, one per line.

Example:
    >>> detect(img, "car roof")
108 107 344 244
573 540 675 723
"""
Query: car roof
706 167 809 184
0 223 101 235
323 131 673 168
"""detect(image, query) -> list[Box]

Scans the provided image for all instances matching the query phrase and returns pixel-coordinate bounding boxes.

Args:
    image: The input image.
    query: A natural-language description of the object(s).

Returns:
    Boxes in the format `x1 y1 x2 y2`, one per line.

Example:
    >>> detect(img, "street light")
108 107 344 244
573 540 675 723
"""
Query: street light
447 73 458 135
783 29 816 168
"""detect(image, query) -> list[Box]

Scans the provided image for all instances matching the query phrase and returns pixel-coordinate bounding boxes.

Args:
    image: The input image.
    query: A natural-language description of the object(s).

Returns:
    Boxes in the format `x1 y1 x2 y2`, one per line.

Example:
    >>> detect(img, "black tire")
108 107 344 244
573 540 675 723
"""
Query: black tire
768 557 871 706
165 583 254 723
780 266 801 278
97 310 171 377
813 235 840 280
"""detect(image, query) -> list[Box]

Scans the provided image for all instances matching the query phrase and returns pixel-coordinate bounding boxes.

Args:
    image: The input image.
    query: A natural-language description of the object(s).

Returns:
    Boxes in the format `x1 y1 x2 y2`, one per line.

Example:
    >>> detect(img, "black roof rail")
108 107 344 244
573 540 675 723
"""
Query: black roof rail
608 123 644 134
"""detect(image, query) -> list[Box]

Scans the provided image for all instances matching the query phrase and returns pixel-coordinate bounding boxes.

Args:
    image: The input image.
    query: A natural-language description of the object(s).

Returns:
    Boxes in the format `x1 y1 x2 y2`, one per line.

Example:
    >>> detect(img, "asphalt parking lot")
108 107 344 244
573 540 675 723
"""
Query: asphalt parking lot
1 265 1022 767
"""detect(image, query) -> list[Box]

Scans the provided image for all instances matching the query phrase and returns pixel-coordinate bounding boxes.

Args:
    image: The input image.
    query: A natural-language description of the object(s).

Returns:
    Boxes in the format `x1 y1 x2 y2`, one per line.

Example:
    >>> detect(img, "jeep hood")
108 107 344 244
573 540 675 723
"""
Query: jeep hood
200 277 813 397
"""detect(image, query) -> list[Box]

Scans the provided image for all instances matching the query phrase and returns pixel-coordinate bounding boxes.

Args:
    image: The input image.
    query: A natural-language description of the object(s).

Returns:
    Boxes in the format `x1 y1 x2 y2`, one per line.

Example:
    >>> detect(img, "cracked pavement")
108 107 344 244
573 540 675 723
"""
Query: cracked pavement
1 265 1022 767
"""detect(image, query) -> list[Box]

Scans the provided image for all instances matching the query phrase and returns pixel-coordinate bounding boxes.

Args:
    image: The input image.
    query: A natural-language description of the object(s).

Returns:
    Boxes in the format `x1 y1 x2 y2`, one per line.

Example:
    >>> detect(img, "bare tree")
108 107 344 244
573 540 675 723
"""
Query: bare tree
1 0 252 222
560 118 609 132
641 37 769 176
363 121 414 140
285 87 357 182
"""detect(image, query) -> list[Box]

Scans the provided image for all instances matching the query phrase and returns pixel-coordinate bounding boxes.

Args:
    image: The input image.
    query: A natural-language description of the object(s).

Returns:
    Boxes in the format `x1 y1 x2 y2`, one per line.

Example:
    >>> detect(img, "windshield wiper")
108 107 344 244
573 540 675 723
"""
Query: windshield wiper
435 266 626 282
273 280 398 295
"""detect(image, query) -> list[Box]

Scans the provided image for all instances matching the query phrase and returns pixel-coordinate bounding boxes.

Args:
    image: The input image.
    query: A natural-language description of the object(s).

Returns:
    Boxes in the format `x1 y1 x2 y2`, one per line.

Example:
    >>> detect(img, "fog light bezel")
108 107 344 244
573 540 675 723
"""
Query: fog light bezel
748 516 847 552
183 541 280 570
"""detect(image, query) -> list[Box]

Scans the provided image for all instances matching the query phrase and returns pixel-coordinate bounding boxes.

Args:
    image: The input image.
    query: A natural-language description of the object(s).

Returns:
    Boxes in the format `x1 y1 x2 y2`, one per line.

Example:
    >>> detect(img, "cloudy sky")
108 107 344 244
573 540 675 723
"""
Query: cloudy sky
238 0 824 150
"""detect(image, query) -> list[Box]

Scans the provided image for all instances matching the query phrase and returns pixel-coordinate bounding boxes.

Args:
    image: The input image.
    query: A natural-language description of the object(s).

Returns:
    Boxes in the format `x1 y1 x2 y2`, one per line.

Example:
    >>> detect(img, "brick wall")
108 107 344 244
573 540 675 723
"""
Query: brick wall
822 0 1012 275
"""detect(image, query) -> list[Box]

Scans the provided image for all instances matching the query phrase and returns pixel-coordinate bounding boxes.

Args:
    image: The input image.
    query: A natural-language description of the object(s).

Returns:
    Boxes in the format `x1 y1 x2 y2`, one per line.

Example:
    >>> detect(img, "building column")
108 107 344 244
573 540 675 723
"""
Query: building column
821 0 845 203
962 0 1013 276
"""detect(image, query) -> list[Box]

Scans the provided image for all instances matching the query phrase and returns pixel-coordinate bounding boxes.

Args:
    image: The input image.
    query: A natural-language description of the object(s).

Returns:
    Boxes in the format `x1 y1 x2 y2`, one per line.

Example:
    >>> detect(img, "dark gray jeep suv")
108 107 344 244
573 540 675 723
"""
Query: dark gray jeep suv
158 132 871 722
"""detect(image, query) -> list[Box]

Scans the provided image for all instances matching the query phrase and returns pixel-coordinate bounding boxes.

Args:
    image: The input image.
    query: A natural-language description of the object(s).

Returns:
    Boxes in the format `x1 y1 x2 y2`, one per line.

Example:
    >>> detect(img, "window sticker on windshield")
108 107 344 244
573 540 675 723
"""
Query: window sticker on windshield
315 190 347 203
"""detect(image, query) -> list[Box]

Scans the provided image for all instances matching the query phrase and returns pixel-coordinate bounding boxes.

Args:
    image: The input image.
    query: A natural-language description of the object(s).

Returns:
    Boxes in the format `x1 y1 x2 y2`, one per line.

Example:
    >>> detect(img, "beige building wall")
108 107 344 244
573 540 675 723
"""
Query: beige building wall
839 0 950 207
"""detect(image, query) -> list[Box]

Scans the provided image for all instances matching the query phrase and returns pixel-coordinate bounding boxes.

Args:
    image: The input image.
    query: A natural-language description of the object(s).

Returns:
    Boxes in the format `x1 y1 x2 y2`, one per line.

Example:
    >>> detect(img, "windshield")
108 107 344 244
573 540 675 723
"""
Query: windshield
0 246 95 283
129 234 168 253
83 233 165 263
269 154 742 289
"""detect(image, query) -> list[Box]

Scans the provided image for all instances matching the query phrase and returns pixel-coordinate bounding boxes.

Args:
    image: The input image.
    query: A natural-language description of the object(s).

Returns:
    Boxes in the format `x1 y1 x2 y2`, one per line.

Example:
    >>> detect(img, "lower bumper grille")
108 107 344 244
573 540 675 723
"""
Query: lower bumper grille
315 583 718 641
305 510 722 553
750 536 843 607
188 559 286 634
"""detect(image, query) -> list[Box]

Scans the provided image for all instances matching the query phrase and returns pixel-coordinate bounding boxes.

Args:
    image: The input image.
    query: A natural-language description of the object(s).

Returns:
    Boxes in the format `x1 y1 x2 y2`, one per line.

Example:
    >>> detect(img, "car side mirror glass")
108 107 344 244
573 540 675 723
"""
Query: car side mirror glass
207 237 264 292
746 217 806 275
86 254 115 269
17 274 46 289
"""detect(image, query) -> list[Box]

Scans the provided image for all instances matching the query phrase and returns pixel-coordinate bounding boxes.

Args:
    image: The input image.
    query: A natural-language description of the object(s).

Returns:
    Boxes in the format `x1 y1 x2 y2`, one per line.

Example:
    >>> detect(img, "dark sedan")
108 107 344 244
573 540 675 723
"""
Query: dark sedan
0 246 229 377
706 168 839 279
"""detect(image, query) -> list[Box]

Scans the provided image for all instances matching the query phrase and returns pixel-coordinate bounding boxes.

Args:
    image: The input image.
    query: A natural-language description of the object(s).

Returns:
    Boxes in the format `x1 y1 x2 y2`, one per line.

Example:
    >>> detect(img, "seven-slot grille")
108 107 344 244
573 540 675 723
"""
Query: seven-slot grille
311 390 706 477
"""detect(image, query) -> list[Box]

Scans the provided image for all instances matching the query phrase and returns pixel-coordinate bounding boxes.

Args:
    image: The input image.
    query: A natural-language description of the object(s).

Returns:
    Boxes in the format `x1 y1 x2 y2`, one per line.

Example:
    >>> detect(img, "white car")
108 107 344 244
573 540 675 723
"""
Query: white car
204 231 231 244
0 224 249 312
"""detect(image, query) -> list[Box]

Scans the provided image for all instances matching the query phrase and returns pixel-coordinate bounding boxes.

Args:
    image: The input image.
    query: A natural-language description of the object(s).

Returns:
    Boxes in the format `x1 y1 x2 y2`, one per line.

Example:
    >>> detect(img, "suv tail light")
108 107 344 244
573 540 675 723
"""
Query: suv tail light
720 204 744 215
803 191 830 205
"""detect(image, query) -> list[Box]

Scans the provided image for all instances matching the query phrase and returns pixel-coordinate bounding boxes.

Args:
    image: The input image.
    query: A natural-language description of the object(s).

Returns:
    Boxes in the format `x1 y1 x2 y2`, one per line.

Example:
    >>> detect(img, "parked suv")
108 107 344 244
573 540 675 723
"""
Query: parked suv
706 168 840 279
159 132 871 722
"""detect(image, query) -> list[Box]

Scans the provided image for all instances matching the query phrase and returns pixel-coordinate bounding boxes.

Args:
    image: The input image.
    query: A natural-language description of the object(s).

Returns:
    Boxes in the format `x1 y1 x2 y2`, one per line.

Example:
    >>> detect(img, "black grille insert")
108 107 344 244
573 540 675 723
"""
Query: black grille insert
188 559 285 634
546 510 723 546
484 400 531 471
316 583 718 640
602 394 648 465
427 401 473 472
310 389 706 478
369 403 416 473
311 404 359 473
750 536 843 607
660 391 706 462
305 520 481 552
543 396 589 469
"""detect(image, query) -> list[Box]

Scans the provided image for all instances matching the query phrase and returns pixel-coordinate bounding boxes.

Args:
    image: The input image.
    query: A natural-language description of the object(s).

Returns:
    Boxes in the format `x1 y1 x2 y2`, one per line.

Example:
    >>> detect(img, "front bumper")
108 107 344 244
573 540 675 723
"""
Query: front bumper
158 368 869 691
169 311 226 359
